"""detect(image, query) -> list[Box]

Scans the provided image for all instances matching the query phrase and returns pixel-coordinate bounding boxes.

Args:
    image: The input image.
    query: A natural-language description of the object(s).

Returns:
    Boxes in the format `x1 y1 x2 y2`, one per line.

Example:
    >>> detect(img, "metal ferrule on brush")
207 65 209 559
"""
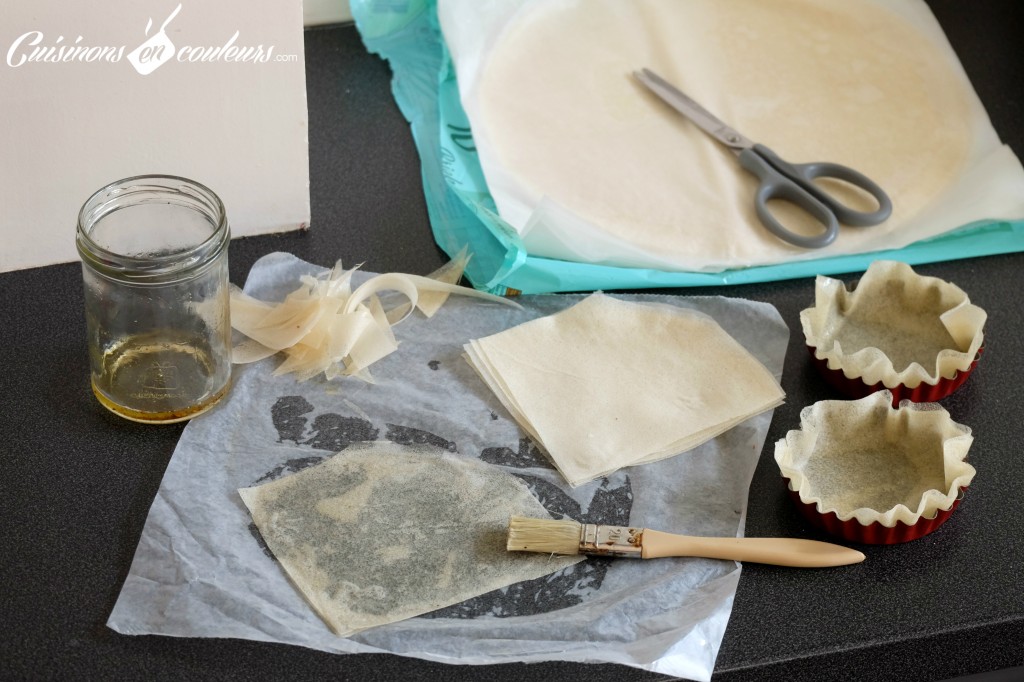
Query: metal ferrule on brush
579 523 644 557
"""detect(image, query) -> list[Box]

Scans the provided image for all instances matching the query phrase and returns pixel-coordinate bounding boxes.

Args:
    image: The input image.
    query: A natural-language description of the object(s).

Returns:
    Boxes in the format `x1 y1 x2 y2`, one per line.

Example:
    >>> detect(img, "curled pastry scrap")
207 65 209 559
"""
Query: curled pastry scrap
230 250 518 382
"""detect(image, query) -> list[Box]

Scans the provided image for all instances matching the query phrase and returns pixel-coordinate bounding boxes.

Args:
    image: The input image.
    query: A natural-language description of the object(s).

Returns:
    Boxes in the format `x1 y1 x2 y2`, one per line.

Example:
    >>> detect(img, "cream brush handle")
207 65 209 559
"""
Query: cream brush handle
641 529 865 567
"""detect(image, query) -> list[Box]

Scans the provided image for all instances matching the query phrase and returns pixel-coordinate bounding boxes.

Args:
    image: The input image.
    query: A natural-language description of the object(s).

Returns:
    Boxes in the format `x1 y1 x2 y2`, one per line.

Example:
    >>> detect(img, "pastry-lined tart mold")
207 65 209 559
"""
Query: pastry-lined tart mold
800 260 986 403
775 391 975 544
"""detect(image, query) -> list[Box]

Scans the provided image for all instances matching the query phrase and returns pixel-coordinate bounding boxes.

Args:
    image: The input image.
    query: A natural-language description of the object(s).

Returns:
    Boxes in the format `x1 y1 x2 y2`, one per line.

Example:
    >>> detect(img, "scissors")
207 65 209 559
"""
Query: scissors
633 68 892 249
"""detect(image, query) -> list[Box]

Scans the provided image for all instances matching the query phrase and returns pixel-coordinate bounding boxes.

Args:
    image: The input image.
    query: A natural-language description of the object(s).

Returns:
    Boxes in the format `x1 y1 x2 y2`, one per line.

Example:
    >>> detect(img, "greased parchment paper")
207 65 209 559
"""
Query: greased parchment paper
107 252 789 680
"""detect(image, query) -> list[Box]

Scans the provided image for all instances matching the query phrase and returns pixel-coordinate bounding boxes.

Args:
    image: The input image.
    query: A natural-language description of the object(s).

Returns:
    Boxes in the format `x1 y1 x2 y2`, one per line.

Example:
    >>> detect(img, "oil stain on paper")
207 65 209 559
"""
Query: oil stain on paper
247 396 636 618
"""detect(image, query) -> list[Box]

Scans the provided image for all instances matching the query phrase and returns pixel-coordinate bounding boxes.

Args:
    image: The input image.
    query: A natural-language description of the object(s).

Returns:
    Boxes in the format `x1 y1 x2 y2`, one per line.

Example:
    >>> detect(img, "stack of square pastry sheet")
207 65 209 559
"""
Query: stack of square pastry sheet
464 293 786 486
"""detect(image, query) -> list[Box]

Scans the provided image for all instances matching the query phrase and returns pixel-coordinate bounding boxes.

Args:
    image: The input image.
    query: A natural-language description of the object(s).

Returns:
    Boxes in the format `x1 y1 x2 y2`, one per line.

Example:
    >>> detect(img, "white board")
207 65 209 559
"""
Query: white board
0 1 310 272
303 0 354 26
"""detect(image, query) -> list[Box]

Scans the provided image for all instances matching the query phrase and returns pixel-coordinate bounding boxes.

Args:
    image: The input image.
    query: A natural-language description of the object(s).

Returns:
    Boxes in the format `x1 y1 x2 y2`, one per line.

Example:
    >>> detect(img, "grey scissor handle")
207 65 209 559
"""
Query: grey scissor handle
739 144 893 249
738 146 839 249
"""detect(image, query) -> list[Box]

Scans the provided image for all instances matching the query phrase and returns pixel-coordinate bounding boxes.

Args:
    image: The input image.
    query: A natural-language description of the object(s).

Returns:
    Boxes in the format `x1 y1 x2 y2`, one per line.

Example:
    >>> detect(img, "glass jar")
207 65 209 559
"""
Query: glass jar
77 175 232 423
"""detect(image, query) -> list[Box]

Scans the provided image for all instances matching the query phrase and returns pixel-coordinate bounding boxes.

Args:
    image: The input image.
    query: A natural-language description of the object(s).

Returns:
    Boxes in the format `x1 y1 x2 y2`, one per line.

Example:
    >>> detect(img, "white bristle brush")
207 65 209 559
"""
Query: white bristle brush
507 516 865 568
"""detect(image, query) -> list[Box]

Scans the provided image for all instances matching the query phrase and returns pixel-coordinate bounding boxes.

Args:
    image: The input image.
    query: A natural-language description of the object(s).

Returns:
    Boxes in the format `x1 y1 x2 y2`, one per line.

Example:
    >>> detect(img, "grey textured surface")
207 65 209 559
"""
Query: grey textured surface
2 2 1023 680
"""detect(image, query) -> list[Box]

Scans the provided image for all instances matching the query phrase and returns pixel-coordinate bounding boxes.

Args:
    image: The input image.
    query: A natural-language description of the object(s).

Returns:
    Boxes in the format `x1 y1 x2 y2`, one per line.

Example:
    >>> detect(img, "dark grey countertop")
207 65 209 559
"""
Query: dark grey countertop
3 2 1023 680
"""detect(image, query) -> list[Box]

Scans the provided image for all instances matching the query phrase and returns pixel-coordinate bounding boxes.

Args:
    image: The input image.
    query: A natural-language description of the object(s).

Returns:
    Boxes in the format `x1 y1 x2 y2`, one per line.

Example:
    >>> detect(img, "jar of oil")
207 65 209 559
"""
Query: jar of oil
77 176 231 423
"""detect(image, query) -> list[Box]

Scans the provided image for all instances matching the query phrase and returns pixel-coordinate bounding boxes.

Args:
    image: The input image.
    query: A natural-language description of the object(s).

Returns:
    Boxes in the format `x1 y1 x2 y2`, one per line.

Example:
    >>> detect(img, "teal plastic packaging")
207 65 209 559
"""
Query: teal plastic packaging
352 0 1024 294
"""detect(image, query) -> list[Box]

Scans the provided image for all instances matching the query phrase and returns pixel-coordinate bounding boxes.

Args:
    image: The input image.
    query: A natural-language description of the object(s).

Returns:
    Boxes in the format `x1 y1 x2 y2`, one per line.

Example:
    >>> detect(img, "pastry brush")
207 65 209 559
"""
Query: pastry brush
507 516 864 568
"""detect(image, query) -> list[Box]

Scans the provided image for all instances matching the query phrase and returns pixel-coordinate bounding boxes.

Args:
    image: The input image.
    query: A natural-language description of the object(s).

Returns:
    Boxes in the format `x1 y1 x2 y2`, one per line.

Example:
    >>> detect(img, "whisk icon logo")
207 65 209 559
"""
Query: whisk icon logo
126 4 181 75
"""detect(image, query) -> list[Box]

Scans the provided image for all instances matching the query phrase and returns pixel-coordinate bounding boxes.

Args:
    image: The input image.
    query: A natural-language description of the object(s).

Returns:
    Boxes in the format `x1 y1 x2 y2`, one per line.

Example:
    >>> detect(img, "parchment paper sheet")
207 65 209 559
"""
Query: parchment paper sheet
107 252 789 680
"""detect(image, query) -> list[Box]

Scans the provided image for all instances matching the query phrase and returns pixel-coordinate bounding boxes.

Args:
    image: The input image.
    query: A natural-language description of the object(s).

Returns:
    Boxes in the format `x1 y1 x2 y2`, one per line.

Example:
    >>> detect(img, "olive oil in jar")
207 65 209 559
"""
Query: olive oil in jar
91 330 229 423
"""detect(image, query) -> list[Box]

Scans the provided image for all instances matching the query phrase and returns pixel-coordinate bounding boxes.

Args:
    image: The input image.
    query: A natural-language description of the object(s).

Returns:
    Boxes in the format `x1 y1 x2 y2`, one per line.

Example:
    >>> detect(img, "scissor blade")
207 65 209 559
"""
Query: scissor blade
633 68 753 150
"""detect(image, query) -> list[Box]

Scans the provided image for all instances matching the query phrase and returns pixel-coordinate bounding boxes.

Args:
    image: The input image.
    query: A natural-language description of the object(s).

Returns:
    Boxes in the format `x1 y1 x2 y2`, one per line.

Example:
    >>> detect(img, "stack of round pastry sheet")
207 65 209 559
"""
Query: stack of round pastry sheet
439 0 1024 271
464 293 786 486
800 260 986 403
774 391 975 544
